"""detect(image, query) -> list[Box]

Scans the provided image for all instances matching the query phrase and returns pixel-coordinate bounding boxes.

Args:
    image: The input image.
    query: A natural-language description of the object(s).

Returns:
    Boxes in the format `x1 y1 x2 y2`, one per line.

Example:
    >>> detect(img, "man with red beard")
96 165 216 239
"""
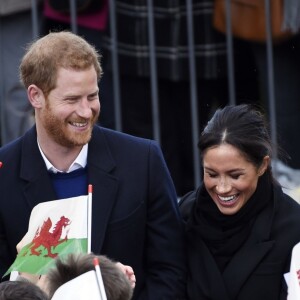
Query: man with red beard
0 31 186 300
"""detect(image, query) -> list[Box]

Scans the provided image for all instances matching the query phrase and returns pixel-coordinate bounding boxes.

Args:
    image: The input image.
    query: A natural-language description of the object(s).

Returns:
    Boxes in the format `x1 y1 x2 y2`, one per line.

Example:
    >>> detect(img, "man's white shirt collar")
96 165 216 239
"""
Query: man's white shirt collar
38 142 88 173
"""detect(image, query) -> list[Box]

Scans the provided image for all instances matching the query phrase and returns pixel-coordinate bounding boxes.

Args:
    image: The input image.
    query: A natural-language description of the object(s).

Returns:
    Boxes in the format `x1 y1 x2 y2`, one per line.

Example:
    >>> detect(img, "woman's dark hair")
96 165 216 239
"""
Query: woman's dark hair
198 104 272 172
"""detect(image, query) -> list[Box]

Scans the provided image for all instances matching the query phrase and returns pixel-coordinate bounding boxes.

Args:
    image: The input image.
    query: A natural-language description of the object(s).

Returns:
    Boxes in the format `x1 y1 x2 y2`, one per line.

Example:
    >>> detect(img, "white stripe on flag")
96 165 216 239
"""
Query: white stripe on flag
51 270 103 300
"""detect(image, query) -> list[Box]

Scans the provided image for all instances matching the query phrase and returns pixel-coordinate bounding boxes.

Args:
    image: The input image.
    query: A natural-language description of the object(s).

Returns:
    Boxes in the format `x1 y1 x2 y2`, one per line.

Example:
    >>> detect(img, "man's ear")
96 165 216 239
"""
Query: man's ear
27 84 44 108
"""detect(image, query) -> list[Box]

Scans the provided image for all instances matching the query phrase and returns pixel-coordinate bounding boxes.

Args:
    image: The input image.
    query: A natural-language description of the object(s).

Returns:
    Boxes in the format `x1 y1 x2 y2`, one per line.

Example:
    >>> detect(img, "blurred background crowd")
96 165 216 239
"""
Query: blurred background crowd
1 0 300 200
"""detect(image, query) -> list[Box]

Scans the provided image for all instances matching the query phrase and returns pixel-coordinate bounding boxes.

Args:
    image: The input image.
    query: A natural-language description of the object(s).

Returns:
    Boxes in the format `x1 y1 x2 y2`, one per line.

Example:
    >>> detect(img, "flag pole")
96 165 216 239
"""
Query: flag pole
93 257 107 300
87 184 93 253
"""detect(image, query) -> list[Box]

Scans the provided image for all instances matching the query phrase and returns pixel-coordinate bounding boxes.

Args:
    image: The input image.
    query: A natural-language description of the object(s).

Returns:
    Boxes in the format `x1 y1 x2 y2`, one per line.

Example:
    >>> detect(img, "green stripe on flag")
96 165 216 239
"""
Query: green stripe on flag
4 238 87 277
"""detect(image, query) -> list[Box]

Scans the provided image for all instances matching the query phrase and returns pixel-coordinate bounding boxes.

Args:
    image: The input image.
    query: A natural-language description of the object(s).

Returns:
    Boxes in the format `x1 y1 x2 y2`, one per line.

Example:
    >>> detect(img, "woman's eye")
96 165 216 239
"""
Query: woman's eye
231 174 241 180
207 173 217 178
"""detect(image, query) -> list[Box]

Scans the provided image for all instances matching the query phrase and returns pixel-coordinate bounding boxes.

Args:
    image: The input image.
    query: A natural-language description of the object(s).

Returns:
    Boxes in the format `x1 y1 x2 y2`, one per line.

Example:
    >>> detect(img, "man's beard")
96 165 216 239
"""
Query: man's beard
41 104 99 147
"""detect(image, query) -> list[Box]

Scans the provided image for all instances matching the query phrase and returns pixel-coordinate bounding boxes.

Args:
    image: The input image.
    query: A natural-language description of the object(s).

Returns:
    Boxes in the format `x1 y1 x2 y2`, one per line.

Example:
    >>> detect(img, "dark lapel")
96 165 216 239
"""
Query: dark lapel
195 238 231 300
86 126 119 252
222 197 275 299
20 127 57 208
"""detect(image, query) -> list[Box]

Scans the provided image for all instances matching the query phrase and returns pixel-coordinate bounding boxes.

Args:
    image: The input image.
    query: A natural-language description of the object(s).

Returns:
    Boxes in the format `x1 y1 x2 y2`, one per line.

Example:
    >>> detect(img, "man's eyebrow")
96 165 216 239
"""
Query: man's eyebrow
88 91 99 96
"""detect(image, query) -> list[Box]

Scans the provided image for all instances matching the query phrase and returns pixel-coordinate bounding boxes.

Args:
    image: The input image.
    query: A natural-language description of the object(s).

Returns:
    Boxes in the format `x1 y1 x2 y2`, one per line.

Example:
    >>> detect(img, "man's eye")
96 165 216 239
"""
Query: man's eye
66 97 78 102
88 93 99 100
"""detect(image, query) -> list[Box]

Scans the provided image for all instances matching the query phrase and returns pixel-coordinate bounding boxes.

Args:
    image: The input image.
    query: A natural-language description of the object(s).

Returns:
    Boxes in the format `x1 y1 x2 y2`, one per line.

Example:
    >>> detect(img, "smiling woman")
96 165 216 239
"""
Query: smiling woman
179 104 300 300
203 143 269 215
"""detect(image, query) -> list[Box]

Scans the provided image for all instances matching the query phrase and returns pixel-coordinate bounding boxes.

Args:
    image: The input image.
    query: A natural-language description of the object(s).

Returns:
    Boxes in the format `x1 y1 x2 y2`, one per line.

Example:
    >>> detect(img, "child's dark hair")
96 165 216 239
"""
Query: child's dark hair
0 280 49 300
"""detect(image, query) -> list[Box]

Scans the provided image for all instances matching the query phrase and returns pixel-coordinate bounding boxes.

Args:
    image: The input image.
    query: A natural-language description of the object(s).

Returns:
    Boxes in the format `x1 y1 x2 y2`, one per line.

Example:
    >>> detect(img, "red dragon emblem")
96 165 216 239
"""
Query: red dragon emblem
24 216 71 258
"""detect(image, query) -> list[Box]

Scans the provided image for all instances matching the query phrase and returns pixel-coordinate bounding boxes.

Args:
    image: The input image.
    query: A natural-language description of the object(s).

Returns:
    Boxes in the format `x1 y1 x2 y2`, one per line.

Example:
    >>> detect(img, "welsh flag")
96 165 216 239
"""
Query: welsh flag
287 242 300 299
4 187 92 277
51 270 103 300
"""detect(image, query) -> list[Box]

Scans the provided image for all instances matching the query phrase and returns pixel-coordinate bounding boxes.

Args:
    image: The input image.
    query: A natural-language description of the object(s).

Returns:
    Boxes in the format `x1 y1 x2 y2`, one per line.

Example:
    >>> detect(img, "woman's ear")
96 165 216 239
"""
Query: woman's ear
258 155 270 176
27 84 44 109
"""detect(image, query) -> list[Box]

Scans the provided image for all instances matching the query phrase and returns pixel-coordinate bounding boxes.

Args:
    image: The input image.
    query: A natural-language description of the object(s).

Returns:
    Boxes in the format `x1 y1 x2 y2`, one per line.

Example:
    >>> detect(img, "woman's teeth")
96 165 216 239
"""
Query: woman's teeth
218 195 236 202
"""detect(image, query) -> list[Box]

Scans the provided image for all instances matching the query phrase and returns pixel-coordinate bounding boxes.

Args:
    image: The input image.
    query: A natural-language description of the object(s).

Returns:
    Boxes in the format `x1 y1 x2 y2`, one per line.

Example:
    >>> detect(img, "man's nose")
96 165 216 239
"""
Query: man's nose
77 98 92 118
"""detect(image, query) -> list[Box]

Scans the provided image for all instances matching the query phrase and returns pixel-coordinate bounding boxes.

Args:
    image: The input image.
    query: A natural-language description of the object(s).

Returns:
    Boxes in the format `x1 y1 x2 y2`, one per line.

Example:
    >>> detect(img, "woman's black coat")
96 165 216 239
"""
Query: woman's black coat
179 184 300 300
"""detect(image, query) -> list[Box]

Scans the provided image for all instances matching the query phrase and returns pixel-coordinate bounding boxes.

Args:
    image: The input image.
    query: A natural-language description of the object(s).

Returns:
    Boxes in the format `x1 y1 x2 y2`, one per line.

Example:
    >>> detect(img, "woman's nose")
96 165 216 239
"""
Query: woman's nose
216 179 231 193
